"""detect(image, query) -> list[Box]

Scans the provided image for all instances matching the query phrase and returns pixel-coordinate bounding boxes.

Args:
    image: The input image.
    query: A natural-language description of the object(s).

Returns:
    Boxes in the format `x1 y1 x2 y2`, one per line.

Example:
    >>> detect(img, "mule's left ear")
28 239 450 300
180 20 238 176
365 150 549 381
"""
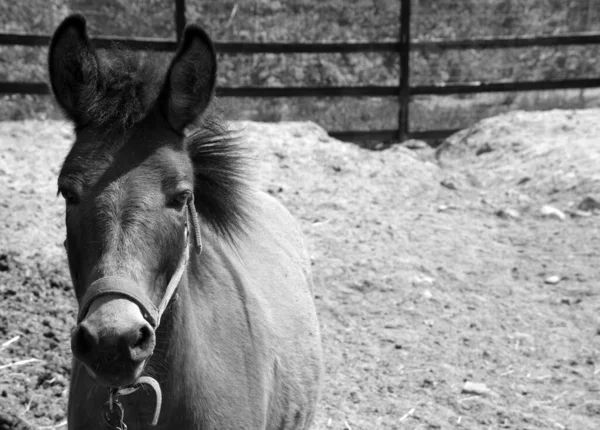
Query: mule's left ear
161 25 216 133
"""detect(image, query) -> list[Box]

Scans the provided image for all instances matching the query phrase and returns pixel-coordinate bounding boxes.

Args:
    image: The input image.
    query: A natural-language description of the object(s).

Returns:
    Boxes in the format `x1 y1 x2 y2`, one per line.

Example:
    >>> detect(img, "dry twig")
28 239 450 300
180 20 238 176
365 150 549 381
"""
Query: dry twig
37 420 68 430
399 407 415 422
0 358 42 371
1 335 21 350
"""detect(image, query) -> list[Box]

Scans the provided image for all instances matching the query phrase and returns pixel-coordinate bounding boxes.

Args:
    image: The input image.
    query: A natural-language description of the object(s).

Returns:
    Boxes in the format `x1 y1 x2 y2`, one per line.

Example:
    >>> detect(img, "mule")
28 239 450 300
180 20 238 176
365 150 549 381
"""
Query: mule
48 14 322 430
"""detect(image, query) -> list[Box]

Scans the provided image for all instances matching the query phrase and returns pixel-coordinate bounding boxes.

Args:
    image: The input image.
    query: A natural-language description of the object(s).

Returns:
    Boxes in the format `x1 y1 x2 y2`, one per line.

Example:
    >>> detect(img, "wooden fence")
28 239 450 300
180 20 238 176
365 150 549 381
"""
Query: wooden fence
2 0 600 142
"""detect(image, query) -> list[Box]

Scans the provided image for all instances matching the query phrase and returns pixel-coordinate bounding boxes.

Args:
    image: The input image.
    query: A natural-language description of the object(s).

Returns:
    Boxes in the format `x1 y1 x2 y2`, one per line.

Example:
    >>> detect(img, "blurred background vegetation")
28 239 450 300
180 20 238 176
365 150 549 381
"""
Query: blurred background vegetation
1 0 600 142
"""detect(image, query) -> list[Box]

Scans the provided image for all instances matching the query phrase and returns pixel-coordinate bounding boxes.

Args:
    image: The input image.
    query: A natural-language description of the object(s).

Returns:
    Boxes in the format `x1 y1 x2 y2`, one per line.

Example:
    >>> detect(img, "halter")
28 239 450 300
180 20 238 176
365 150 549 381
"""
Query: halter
76 195 202 429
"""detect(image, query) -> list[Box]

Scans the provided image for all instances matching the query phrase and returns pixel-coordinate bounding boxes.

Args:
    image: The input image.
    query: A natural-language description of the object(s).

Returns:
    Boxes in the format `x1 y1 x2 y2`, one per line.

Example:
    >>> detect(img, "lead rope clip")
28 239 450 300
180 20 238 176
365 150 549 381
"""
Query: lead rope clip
99 389 127 430
100 377 162 428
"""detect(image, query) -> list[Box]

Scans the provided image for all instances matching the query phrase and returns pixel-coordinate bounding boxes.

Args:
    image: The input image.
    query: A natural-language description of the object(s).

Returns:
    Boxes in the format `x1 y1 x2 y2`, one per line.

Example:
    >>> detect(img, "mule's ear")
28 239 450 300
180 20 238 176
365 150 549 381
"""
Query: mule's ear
48 14 100 124
161 25 216 133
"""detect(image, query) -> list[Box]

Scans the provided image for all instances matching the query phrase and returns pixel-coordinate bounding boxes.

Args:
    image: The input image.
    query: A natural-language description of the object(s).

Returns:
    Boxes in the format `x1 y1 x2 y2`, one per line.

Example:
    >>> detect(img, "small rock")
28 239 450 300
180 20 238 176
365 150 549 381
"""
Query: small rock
422 289 433 300
438 204 449 212
462 381 492 396
560 297 581 305
577 196 600 212
268 1 283 11
401 139 428 150
544 275 561 285
540 205 566 220
495 208 520 219
0 254 9 272
412 274 435 287
476 143 493 156
421 378 435 388
440 180 457 190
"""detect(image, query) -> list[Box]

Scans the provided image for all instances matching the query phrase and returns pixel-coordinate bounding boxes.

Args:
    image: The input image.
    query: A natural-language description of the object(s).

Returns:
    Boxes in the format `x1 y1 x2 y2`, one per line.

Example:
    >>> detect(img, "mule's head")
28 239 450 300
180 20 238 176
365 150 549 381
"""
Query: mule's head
49 15 216 387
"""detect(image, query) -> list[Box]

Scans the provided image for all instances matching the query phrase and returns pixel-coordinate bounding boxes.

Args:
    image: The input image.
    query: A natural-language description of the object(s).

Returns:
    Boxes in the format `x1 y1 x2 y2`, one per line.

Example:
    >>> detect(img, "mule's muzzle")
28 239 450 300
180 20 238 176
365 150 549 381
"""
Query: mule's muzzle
72 294 156 387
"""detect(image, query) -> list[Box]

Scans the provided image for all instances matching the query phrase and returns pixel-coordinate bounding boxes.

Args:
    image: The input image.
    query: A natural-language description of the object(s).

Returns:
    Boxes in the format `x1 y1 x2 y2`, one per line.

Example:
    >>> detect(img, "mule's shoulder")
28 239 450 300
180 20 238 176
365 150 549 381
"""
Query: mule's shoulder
251 190 307 251
254 190 301 224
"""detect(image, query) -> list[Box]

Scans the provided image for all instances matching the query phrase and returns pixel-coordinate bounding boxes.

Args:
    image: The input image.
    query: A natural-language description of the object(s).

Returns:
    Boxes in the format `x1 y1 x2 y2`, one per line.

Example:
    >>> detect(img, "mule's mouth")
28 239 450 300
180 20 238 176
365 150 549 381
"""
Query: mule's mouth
84 359 147 388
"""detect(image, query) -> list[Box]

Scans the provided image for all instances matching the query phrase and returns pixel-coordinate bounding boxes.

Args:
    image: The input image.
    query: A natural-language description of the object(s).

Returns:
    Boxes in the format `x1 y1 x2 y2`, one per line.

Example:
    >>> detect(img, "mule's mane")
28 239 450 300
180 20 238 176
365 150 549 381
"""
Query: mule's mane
84 49 253 242
186 115 253 243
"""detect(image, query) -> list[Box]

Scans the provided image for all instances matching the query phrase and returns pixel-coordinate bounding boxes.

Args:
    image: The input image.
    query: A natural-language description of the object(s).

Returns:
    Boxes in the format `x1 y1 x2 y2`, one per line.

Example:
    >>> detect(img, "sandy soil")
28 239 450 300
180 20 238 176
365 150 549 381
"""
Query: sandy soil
1 110 600 429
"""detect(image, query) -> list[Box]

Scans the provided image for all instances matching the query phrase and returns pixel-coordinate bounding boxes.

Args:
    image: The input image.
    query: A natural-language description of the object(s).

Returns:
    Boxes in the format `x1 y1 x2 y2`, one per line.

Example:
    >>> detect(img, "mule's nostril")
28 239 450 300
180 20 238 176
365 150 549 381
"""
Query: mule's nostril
128 323 155 362
133 325 151 349
71 323 98 362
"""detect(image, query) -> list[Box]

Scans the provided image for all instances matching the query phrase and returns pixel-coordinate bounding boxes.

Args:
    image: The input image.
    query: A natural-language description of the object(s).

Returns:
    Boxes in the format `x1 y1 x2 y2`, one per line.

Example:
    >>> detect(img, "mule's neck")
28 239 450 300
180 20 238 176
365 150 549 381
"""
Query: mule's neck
140 237 271 429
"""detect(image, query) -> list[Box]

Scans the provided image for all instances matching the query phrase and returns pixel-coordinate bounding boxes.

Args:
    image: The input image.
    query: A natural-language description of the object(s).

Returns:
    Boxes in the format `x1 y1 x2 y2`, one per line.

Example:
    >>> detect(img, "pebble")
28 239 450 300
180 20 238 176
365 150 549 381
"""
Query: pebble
544 275 561 285
412 274 436 287
401 139 428 150
349 391 361 404
440 180 457 190
462 381 492 396
540 205 566 220
476 143 493 156
495 208 520 219
577 196 600 212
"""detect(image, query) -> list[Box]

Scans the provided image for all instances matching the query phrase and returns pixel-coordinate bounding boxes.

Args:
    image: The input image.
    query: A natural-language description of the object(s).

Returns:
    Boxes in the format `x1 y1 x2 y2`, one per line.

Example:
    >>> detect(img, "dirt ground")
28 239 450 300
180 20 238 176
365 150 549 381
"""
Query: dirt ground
1 109 599 429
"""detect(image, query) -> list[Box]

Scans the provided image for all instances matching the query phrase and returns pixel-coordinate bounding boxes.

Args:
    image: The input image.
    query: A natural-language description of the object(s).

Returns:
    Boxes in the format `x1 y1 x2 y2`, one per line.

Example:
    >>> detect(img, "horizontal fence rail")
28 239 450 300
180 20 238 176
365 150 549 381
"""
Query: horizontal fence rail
2 0 600 143
0 33 400 53
5 32 600 52
6 78 600 98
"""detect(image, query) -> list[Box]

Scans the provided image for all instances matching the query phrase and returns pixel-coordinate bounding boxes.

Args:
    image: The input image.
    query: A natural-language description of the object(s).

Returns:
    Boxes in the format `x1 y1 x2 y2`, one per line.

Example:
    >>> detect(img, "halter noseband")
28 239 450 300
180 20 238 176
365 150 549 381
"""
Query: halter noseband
75 195 202 428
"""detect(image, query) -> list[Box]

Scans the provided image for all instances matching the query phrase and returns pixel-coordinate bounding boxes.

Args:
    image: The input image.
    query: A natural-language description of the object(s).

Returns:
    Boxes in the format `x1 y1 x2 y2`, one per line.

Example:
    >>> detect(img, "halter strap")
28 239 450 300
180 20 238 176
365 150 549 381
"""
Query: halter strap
78 276 160 326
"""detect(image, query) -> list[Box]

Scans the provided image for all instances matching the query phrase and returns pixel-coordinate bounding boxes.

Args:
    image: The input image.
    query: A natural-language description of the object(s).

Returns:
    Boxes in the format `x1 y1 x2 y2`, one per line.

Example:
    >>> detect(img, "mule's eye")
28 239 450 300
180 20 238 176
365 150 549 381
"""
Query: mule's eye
168 191 191 208
58 188 79 205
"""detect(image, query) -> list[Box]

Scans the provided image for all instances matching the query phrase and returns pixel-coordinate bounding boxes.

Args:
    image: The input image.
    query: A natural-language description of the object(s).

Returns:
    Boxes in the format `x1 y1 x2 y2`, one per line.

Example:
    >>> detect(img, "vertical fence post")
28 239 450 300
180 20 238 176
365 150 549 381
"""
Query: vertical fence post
175 0 186 42
398 0 411 141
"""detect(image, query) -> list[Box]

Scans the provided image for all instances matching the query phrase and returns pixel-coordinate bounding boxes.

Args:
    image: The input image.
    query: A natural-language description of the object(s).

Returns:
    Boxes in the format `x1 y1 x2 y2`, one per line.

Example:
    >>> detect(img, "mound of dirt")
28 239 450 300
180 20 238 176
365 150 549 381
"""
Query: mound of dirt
1 112 600 430
437 109 600 209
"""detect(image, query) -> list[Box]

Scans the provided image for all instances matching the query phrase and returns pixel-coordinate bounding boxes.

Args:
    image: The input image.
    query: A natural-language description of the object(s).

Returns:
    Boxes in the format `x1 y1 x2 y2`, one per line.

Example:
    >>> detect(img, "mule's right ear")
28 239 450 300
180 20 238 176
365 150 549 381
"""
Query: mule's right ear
48 14 100 124
160 25 217 134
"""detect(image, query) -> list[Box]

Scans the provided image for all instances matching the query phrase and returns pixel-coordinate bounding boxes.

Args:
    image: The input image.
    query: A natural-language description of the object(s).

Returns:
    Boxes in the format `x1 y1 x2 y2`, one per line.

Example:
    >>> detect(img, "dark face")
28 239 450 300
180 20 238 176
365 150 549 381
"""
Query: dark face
48 14 216 387
59 120 194 386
